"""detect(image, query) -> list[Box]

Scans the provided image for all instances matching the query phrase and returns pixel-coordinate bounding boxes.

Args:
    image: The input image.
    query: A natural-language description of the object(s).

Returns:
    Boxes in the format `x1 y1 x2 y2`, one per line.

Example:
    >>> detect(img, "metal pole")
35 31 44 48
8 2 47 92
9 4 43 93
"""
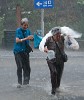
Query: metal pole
41 9 44 36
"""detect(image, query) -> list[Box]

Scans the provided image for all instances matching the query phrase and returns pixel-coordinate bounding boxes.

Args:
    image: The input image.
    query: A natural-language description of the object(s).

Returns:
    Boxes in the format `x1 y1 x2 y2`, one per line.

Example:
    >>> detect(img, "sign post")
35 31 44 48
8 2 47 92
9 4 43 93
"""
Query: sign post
34 0 54 36
41 9 44 36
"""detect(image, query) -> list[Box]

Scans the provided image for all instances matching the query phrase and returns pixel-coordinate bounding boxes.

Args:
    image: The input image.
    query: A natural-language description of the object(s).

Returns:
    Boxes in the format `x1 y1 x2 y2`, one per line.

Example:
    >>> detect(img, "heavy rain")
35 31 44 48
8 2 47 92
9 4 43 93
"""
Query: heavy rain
0 0 84 100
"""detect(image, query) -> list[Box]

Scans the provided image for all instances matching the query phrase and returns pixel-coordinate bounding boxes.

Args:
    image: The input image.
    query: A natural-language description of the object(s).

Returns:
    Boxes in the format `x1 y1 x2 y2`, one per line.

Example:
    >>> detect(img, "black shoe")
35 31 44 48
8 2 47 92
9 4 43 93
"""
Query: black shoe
51 89 56 95
17 83 22 88
23 80 29 85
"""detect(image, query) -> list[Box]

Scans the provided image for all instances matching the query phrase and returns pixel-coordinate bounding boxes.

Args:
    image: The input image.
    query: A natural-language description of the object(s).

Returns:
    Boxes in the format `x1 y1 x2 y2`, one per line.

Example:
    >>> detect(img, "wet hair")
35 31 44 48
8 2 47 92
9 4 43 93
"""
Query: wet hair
21 18 28 25
51 27 61 35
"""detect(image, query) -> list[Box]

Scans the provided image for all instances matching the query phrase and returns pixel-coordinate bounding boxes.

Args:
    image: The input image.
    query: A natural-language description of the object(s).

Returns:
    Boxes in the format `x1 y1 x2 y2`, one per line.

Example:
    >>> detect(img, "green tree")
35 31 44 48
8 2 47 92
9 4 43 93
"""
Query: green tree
77 0 84 4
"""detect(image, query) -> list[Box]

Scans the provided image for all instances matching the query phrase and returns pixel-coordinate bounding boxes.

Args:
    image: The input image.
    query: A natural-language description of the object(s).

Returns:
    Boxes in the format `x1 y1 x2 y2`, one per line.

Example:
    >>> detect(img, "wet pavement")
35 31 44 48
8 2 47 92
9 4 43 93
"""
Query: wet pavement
0 49 84 100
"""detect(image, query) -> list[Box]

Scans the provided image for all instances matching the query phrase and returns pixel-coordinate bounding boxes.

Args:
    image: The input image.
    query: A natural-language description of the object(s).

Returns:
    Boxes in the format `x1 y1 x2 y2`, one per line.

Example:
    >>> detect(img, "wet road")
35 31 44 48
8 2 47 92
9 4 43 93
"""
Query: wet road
0 49 84 100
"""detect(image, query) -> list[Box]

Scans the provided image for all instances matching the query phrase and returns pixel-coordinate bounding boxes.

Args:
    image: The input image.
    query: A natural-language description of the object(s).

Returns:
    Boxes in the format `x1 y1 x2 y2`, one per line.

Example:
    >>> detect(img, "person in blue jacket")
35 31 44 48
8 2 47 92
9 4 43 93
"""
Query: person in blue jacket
13 18 33 88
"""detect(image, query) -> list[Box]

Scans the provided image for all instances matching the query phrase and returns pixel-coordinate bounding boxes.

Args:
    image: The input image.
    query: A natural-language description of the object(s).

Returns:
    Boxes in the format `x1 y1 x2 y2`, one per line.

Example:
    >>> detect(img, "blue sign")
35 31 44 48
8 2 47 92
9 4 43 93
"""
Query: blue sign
34 0 54 9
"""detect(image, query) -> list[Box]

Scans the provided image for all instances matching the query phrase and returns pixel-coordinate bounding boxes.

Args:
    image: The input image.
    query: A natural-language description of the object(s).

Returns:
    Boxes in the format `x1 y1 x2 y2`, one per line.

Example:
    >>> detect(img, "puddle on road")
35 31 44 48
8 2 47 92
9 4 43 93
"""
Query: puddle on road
11 81 84 100
30 82 84 100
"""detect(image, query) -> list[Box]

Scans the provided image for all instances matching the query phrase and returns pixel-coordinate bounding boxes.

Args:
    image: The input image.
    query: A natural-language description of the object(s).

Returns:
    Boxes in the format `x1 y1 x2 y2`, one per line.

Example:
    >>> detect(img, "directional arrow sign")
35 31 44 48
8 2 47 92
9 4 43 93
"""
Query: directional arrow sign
36 2 42 6
34 0 54 9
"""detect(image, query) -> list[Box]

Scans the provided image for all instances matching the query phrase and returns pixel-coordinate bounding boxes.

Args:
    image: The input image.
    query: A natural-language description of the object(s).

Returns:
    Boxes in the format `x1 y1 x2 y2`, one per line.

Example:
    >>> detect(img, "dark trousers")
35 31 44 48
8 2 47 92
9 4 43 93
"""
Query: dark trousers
47 60 64 90
14 52 31 85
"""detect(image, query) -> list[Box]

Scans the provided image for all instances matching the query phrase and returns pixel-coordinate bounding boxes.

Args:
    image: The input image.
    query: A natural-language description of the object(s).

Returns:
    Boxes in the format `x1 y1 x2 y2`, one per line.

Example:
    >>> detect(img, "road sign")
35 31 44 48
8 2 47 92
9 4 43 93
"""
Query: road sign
34 0 54 9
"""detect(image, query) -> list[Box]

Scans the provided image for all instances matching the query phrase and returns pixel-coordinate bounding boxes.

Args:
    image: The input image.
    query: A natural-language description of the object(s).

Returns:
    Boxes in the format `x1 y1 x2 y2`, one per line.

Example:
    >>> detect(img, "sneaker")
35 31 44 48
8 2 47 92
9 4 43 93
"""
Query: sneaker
17 84 22 88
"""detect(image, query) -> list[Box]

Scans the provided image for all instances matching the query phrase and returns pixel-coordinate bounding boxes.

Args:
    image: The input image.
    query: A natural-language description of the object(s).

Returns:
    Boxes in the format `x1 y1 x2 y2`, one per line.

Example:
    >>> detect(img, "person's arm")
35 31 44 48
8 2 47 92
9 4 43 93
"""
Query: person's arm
39 32 52 52
26 29 34 41
16 36 33 43
44 38 49 53
44 46 48 53
16 29 33 43
39 36 49 53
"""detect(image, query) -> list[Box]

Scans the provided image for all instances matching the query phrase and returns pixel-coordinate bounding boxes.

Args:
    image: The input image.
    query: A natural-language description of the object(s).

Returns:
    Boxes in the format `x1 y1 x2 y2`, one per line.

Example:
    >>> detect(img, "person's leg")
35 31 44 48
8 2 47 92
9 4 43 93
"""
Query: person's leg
14 53 23 85
56 63 64 88
22 53 31 85
47 61 57 95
